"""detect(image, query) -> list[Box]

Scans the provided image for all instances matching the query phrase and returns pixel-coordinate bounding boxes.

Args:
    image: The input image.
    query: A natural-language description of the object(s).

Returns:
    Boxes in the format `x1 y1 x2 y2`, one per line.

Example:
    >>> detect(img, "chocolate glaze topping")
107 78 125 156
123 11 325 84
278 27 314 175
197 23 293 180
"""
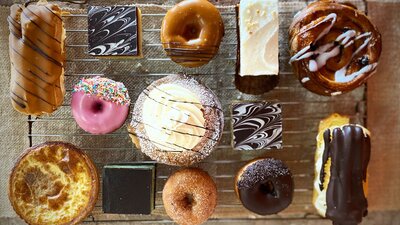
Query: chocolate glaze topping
237 158 293 215
320 125 371 225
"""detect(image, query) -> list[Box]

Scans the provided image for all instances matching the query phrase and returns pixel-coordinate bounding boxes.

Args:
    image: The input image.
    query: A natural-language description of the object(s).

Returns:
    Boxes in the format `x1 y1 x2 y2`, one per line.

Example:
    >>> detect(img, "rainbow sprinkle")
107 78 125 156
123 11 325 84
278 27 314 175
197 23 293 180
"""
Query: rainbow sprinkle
73 76 131 105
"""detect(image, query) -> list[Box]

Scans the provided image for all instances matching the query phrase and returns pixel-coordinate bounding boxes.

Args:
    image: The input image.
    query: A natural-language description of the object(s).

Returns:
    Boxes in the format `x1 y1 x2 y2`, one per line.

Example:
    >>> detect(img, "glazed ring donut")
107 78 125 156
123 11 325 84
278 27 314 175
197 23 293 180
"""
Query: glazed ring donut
163 168 217 225
71 76 130 134
161 0 224 67
235 158 294 215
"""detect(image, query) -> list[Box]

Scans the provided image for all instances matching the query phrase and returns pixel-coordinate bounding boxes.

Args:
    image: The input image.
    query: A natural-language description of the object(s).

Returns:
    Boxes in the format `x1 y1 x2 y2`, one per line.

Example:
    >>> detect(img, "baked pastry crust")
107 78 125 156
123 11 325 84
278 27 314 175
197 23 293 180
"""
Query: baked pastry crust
289 0 382 96
8 1 66 115
8 142 99 225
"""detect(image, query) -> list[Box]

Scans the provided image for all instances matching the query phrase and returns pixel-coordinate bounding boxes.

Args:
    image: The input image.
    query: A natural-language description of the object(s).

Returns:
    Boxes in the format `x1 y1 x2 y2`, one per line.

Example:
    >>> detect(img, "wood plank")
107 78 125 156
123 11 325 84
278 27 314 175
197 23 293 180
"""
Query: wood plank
366 1 400 211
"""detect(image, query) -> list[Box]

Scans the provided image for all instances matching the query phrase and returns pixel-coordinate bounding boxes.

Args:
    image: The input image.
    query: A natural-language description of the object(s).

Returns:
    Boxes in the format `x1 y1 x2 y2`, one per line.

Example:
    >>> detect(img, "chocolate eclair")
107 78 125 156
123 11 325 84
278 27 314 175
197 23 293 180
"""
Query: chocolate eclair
235 0 279 95
314 114 371 225
8 0 66 115
128 74 224 166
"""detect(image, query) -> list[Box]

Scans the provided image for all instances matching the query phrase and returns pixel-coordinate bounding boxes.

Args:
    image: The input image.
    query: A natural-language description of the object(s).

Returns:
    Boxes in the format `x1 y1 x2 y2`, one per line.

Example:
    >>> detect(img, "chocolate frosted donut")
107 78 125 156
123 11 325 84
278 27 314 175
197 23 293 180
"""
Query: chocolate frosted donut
235 158 294 215
163 168 217 225
161 0 224 67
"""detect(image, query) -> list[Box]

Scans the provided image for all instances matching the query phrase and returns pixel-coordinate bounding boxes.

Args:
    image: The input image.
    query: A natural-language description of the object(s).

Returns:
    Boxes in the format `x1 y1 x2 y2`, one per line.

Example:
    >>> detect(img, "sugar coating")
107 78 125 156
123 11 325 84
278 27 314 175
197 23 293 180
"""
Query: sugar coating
128 74 224 166
73 76 130 105
237 158 291 189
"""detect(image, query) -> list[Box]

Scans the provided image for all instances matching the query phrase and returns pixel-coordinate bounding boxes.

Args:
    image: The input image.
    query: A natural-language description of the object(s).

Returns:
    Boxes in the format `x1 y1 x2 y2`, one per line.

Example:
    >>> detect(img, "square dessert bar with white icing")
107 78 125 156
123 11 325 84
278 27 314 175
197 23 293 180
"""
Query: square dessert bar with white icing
232 102 282 150
88 5 142 57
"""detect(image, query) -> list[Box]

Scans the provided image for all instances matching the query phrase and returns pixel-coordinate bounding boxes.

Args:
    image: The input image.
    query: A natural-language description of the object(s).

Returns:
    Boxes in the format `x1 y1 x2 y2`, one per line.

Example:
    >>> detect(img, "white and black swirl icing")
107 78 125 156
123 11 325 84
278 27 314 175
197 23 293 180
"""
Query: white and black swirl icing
88 6 139 56
232 102 282 150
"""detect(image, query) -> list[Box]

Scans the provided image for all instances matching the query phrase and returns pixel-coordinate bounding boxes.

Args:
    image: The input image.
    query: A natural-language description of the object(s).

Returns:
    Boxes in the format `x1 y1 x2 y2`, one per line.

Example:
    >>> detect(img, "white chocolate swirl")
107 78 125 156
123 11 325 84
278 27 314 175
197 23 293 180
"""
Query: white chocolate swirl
142 84 206 152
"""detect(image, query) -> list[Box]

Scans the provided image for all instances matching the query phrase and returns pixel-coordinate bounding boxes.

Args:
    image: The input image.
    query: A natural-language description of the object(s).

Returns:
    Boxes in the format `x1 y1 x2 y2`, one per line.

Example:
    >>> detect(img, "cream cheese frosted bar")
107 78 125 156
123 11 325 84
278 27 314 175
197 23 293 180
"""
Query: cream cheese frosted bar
235 0 279 95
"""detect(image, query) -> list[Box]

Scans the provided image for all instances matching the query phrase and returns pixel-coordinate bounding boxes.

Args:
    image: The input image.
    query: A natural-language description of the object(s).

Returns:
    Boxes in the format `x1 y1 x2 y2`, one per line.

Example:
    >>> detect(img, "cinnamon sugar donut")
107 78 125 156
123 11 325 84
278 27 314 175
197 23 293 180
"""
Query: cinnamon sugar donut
161 0 224 67
162 168 217 225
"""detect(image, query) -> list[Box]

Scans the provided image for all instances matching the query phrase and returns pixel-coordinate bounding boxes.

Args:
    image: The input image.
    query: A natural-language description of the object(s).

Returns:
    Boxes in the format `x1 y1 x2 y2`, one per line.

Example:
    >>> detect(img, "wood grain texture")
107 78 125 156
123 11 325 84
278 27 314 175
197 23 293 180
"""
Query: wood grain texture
367 1 400 211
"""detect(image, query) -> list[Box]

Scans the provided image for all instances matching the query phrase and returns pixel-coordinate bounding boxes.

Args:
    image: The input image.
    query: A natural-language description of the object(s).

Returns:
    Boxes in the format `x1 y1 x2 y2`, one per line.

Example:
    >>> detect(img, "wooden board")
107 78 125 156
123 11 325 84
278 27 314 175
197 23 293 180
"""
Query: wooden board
366 0 400 212
21 0 383 224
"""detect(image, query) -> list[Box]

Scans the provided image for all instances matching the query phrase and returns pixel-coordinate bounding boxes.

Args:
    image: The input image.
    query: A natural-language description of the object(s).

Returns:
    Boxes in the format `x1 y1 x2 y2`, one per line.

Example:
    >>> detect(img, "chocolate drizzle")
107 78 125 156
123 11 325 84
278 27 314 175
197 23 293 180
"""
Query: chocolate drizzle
237 158 294 215
8 2 65 115
320 125 371 225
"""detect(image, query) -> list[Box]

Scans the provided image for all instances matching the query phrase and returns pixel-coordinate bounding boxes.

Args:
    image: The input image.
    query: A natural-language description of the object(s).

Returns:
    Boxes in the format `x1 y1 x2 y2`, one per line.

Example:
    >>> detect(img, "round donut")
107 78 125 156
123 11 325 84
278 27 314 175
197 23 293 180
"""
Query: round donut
161 0 224 67
163 168 217 225
234 158 294 215
71 76 130 134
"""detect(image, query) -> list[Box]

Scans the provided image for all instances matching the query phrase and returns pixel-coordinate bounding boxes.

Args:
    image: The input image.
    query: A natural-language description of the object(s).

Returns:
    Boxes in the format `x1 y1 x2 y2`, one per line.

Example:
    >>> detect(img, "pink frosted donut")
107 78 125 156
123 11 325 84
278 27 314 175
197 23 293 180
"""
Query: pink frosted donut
71 77 130 134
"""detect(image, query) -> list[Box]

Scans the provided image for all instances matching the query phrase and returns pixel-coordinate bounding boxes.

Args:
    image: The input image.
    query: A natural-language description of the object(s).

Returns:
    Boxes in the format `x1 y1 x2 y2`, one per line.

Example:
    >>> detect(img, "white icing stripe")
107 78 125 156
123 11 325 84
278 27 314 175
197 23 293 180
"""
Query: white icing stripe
301 77 310 83
334 63 377 83
334 33 372 82
309 45 340 72
336 30 356 44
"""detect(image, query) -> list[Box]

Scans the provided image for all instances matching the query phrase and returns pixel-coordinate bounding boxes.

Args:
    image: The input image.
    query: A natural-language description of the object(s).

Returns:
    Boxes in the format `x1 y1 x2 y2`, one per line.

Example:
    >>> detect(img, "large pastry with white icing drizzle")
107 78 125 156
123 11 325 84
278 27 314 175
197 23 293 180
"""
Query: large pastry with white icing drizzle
8 0 66 115
289 0 381 96
235 0 279 95
128 74 224 166
313 113 371 225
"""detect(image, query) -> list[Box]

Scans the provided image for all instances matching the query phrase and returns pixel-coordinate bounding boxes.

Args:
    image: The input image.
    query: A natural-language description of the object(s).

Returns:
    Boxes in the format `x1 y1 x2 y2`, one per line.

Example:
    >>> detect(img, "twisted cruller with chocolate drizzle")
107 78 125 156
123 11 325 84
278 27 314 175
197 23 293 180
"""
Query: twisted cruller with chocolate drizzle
128 74 224 166
289 0 381 96
8 0 65 115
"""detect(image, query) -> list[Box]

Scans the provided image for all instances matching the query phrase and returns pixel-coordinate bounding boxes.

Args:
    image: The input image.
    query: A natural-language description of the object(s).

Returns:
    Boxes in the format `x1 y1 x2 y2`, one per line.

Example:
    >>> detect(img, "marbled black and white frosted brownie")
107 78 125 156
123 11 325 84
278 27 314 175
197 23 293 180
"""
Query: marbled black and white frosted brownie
232 102 282 150
88 5 142 57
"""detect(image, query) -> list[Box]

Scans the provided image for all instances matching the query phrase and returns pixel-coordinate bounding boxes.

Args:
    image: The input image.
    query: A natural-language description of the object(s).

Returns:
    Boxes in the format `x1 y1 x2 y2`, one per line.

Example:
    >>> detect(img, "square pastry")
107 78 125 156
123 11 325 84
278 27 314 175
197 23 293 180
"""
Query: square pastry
88 5 142 57
102 163 155 214
232 102 282 150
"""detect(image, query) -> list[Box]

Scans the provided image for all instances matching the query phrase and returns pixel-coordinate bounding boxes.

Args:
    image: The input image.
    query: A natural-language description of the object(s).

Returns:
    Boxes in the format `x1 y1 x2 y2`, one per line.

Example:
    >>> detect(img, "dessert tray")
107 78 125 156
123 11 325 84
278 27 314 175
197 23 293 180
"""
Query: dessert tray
23 0 367 223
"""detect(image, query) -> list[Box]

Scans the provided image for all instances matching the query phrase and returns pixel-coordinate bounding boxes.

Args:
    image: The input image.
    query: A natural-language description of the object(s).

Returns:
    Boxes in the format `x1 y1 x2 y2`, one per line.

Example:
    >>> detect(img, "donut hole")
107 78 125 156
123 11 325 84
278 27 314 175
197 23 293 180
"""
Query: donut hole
91 101 104 113
182 22 201 41
181 193 195 209
259 180 277 197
